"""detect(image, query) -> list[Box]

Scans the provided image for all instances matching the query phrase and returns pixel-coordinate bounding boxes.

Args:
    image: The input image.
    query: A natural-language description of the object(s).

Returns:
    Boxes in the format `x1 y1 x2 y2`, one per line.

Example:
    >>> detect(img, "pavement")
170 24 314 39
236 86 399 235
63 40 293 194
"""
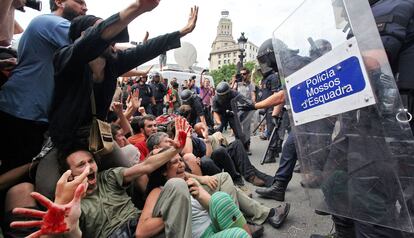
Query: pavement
240 134 333 238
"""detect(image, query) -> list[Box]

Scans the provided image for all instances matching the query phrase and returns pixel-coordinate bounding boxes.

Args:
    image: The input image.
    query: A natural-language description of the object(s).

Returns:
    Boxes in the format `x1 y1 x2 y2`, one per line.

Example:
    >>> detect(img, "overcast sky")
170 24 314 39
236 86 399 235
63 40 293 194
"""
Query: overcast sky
15 0 303 68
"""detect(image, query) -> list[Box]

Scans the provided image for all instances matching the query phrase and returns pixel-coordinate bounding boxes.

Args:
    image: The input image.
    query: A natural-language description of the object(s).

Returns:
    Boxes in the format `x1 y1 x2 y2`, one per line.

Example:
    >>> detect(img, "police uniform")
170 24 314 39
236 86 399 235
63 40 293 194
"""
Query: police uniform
134 83 153 115
150 81 167 116
372 0 414 131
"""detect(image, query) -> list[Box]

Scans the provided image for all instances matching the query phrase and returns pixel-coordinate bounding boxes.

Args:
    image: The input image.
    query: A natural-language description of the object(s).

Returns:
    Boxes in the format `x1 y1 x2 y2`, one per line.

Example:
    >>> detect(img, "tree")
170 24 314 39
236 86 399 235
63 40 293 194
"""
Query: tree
210 61 259 86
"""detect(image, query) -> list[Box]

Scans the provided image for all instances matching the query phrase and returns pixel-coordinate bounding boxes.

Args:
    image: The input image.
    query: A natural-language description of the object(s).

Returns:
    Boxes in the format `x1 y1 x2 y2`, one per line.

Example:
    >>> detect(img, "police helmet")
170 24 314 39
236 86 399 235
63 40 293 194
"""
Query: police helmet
309 39 332 58
180 89 195 103
257 38 278 77
216 82 231 96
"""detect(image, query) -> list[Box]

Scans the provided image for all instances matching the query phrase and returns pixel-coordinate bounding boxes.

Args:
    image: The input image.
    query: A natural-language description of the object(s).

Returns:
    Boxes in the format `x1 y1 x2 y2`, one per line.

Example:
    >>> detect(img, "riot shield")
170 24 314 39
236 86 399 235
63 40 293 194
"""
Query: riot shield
230 94 255 147
273 0 414 232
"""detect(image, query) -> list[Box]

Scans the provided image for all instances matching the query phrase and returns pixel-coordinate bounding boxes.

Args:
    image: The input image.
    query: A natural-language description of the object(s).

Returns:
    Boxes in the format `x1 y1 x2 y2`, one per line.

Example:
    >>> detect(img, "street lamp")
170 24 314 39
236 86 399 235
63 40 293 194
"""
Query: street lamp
237 32 248 70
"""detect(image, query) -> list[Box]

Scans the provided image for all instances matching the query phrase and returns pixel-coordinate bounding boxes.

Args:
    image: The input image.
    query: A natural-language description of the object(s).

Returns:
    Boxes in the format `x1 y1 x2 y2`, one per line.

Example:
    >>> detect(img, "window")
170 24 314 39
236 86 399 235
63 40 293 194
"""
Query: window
218 54 221 58
224 60 227 64
218 60 221 65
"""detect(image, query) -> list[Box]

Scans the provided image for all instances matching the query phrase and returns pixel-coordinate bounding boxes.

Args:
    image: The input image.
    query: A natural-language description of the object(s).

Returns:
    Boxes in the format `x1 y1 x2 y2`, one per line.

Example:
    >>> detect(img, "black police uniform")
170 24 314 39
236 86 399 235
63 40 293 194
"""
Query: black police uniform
150 81 167 116
133 83 153 115
372 0 414 132
183 96 205 127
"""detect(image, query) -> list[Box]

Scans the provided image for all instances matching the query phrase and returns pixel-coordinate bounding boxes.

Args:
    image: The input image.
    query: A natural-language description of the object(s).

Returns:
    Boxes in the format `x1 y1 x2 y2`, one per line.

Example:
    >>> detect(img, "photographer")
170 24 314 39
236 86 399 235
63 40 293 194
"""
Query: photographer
231 67 255 154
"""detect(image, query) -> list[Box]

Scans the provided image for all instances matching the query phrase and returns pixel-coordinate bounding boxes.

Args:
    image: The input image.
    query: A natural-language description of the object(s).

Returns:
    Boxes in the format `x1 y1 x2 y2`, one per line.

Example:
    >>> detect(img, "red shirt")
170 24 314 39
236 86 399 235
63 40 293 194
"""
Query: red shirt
134 140 149 161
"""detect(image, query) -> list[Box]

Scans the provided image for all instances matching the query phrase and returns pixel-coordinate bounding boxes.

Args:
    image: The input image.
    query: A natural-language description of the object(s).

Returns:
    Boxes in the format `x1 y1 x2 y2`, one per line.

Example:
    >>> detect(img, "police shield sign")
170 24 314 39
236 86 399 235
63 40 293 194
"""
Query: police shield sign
285 38 375 125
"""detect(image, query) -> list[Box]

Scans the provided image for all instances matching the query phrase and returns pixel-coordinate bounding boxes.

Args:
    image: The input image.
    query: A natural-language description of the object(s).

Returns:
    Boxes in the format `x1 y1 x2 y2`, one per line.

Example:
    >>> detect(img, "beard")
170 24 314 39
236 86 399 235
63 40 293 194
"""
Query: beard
62 7 81 21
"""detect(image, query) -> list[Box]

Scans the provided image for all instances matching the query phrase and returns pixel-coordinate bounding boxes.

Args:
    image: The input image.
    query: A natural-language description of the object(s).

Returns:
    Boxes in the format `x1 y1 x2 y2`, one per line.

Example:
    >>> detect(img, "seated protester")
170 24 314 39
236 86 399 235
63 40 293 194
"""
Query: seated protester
111 124 140 165
193 122 273 187
139 151 251 238
36 0 198 201
133 115 158 161
8 127 191 238
128 116 145 145
145 130 291 230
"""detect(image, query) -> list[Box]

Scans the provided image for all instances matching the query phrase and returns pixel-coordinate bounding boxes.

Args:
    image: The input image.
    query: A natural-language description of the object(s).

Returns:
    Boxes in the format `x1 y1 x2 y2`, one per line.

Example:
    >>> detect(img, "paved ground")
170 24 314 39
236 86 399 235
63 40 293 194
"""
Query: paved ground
242 135 333 238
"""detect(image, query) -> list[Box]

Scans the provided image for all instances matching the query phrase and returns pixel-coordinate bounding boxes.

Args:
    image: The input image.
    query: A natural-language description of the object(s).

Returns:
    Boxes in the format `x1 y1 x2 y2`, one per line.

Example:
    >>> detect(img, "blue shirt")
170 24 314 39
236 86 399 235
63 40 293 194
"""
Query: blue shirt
0 14 70 122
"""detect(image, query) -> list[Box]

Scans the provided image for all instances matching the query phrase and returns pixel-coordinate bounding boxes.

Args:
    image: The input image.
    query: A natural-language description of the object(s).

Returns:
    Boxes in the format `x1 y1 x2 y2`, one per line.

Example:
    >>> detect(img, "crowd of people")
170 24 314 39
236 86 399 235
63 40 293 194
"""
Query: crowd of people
2 0 414 238
0 0 289 238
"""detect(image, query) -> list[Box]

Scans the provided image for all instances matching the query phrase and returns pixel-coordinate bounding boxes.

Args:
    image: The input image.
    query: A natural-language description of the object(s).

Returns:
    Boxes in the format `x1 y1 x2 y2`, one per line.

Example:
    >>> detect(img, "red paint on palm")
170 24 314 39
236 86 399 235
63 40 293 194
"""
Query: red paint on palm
41 206 68 234
178 130 187 148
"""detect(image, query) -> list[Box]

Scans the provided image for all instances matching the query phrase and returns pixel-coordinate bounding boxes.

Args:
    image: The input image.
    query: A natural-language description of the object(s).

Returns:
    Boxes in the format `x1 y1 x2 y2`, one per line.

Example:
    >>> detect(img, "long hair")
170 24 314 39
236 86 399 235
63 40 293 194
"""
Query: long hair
145 147 171 194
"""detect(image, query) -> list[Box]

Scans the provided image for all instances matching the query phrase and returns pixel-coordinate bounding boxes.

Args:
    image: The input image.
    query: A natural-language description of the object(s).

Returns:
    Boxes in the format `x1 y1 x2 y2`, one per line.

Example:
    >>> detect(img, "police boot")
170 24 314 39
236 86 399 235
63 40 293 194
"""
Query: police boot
255 180 287 201
263 149 277 163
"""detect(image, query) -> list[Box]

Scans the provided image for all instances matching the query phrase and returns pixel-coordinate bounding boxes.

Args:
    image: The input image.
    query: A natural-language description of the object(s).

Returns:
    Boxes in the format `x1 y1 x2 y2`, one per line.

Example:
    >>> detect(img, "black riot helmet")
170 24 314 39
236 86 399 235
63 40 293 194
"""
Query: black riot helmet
180 89 195 104
257 38 279 77
216 82 231 96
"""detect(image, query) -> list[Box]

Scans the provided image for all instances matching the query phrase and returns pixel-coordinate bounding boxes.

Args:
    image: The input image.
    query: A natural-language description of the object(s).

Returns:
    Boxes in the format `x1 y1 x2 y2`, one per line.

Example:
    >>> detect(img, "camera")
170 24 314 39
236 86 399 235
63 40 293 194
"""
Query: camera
235 73 242 82
17 0 42 11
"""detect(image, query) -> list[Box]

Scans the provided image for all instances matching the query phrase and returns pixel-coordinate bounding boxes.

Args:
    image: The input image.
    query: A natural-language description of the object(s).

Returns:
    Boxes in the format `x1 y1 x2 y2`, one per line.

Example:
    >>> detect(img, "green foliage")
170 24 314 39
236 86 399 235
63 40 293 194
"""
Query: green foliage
210 61 261 86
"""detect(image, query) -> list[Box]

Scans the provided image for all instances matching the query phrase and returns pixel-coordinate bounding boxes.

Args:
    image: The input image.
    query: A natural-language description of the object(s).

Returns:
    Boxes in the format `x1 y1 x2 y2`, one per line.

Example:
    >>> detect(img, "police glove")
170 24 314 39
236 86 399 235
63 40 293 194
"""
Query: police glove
238 102 256 111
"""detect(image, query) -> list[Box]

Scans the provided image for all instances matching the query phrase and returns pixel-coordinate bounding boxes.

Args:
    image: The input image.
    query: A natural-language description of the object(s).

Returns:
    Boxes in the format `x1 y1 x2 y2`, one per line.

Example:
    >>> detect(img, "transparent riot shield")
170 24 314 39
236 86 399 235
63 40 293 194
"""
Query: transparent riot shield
273 0 414 232
230 94 255 147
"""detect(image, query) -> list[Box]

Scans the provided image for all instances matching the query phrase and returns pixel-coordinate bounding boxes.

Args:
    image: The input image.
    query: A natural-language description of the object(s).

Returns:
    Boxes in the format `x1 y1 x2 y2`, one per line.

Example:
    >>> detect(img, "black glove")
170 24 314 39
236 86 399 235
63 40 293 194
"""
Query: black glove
225 110 234 117
238 102 256 111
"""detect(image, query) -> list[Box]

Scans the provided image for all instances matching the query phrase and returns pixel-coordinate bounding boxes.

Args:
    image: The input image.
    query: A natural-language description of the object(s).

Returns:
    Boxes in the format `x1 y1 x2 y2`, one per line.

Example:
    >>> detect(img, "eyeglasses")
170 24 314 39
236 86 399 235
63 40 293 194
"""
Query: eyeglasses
241 72 248 76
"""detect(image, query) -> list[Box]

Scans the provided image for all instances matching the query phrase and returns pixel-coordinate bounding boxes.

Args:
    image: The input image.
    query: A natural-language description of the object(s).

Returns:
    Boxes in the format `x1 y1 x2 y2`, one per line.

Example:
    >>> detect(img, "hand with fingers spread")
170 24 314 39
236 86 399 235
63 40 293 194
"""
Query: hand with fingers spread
174 116 192 149
128 90 141 110
180 6 199 37
10 183 87 238
55 165 90 205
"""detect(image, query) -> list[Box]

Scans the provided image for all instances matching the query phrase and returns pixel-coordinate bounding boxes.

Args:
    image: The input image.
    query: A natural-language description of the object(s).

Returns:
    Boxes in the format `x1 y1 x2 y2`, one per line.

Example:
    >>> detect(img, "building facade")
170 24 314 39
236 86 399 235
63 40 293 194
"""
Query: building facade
209 11 258 70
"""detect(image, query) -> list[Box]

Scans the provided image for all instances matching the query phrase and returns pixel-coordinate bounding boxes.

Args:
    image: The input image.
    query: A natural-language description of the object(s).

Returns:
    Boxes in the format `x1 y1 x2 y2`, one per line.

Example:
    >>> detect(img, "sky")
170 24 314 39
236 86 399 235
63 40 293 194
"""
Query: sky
14 0 304 68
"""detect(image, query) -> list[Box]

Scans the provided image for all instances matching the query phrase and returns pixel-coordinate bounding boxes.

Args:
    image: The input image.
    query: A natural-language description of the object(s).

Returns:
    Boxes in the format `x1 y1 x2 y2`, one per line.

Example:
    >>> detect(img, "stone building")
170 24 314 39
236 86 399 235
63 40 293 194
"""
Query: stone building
209 10 258 70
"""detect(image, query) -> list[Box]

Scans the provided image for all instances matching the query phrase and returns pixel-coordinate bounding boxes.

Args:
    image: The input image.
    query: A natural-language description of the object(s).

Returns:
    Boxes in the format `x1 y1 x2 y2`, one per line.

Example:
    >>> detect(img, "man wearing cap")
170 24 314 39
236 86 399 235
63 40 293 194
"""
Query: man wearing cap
150 71 167 116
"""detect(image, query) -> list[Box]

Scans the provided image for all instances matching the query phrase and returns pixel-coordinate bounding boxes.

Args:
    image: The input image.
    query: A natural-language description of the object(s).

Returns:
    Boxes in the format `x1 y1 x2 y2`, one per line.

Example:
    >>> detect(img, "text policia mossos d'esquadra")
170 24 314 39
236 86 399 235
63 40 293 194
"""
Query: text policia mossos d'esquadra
301 68 354 109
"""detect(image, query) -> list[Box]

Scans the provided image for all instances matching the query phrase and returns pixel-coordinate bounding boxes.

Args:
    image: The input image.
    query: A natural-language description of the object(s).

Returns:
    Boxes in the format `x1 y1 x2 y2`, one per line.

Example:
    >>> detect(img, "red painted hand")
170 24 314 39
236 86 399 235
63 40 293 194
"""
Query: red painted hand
10 183 86 238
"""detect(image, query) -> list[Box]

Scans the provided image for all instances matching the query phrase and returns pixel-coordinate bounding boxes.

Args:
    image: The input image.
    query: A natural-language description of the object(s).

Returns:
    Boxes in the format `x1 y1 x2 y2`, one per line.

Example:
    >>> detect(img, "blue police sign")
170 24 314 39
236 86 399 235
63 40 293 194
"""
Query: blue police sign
290 56 366 113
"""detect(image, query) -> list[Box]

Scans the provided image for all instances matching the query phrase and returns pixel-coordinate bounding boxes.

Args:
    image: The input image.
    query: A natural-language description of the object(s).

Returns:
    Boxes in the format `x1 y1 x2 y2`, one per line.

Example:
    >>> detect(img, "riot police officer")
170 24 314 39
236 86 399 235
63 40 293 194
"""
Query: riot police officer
180 89 206 127
239 38 311 201
257 39 285 163
150 72 167 116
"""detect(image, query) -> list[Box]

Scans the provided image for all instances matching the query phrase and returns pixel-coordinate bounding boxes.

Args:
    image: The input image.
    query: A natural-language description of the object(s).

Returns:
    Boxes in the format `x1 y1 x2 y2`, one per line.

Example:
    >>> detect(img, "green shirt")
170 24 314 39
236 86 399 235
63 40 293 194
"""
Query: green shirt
79 167 140 238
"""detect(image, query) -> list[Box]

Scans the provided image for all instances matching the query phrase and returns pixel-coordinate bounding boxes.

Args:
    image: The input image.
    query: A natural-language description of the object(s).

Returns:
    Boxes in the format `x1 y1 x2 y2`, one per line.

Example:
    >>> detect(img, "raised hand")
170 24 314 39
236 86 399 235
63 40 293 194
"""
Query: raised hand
128 90 141 110
179 6 199 37
10 183 87 238
111 101 124 115
55 165 90 205
173 116 192 149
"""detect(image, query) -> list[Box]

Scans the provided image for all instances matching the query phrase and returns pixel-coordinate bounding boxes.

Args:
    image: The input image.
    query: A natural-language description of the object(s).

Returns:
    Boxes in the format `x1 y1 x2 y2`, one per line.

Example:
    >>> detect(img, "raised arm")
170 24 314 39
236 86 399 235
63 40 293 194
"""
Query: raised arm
123 117 189 183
